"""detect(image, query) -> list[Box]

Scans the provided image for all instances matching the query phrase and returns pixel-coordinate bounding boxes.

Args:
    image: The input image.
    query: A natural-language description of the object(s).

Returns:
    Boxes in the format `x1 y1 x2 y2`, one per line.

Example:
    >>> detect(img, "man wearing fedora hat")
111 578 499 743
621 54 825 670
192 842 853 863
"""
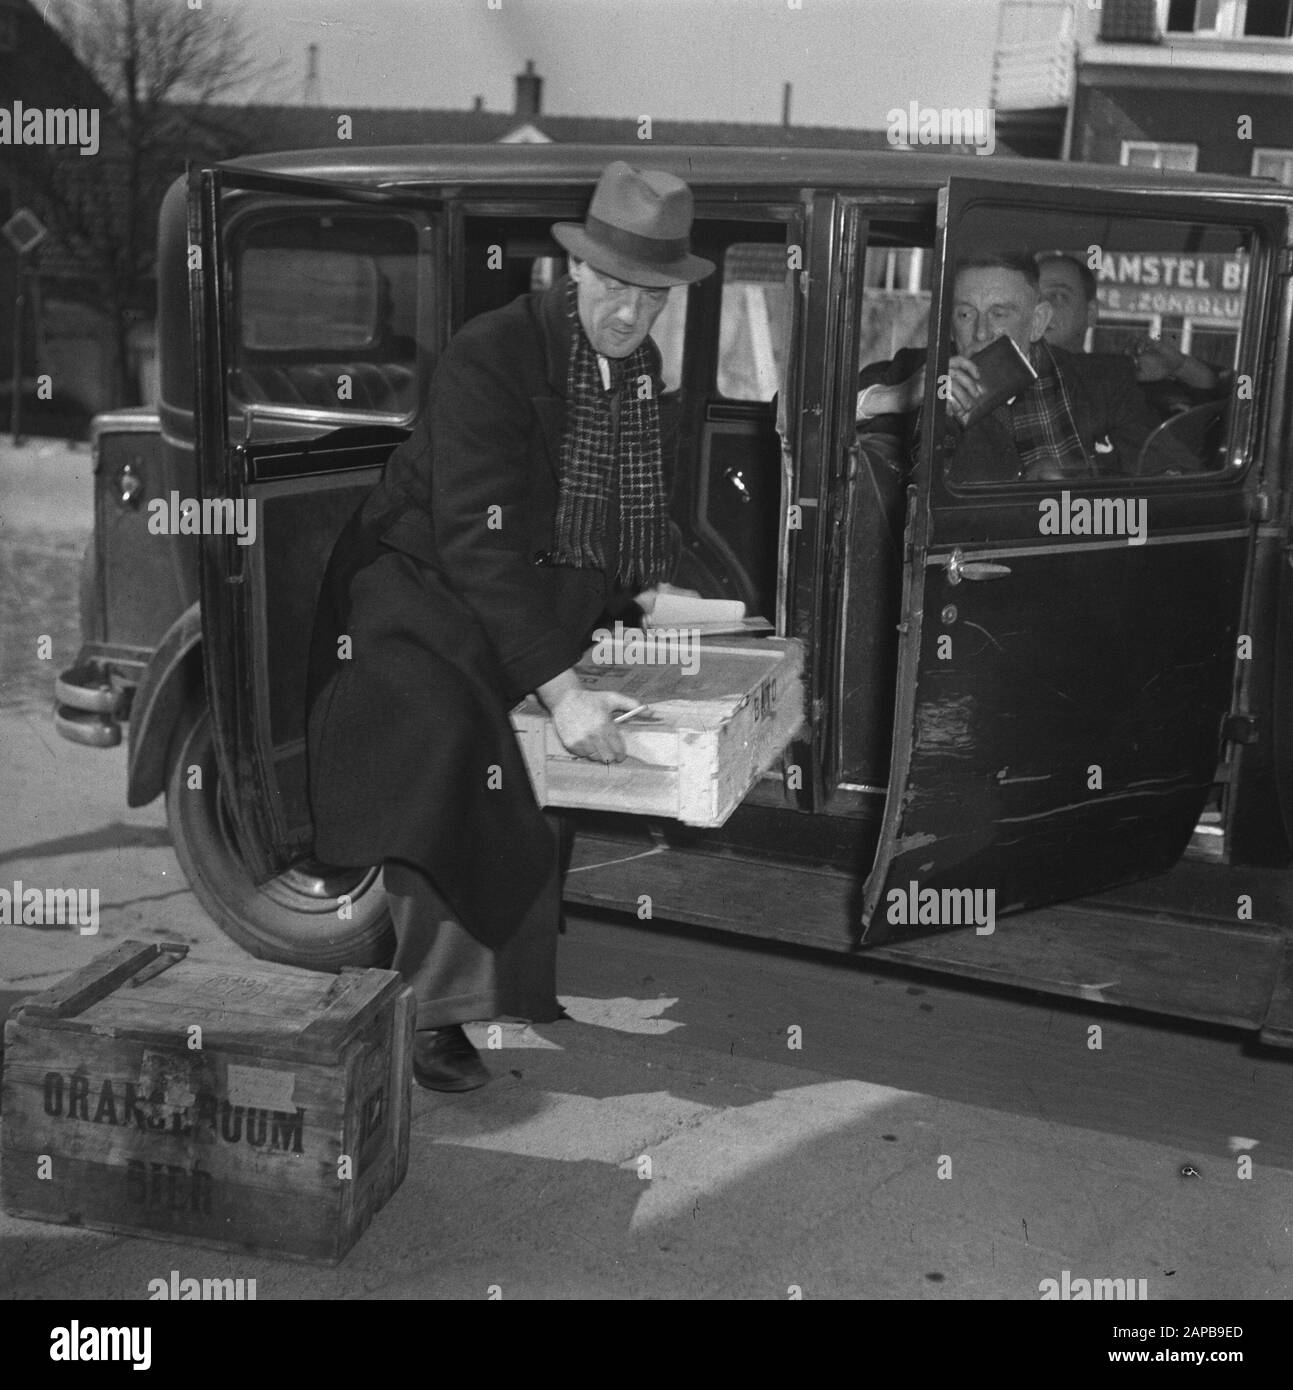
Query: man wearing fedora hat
305 161 714 1091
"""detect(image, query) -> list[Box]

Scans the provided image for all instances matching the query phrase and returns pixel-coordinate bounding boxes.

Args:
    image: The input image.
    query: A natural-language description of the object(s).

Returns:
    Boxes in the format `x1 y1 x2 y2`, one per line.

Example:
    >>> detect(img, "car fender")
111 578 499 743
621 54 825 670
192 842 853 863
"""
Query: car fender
126 603 204 807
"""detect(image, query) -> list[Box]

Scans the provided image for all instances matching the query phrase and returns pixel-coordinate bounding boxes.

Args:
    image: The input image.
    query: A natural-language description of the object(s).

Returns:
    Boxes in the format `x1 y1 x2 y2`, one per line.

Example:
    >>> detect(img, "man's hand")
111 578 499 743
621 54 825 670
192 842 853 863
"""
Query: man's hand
941 355 982 425
1130 335 1219 391
535 669 636 762
1130 335 1185 382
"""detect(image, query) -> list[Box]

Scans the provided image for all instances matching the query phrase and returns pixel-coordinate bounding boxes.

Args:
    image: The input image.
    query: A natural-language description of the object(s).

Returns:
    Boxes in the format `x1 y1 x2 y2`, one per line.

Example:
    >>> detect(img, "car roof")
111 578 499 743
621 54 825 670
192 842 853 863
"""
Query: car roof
221 142 1290 204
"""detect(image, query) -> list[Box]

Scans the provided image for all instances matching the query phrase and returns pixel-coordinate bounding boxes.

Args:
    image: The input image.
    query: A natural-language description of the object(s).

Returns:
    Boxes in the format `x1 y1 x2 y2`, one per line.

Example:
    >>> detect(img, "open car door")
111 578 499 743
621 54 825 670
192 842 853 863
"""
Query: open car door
859 176 1284 943
189 164 439 881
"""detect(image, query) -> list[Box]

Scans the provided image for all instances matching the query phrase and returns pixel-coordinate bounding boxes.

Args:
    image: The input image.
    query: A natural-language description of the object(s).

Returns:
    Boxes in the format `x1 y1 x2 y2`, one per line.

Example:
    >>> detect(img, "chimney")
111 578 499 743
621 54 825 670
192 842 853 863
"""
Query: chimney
514 59 542 117
473 96 485 112
782 81 791 128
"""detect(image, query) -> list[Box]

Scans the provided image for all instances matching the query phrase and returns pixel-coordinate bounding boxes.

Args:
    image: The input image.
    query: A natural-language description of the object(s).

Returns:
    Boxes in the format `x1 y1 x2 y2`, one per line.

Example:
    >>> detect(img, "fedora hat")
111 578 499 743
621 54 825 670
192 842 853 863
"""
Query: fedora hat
552 161 714 288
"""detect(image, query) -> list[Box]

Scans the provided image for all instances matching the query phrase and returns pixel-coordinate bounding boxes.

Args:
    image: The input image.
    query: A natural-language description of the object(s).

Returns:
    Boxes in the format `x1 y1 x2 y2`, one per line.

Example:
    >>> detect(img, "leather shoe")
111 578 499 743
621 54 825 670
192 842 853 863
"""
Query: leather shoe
412 1024 490 1092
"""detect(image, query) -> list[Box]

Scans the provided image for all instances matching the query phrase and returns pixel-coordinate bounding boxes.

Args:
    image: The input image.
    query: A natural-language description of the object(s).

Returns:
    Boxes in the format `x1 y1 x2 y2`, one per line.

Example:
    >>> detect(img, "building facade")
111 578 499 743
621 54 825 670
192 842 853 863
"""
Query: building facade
993 0 1291 369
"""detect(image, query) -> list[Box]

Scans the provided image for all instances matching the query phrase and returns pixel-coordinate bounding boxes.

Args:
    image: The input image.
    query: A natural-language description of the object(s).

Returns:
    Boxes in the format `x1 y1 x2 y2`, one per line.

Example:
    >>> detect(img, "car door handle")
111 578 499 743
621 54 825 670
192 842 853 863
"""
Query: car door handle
724 466 752 503
117 462 144 508
945 549 1011 584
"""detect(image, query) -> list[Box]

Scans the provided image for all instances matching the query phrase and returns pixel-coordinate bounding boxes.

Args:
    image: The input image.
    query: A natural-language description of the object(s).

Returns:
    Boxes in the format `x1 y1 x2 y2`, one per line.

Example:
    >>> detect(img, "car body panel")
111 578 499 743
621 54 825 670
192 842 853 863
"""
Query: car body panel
51 142 1293 1039
858 175 1287 942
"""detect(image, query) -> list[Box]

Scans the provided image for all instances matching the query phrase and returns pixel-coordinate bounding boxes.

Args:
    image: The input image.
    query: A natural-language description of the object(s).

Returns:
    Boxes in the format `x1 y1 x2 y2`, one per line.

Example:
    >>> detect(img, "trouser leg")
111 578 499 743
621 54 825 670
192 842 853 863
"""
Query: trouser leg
547 810 574 932
383 839 563 1031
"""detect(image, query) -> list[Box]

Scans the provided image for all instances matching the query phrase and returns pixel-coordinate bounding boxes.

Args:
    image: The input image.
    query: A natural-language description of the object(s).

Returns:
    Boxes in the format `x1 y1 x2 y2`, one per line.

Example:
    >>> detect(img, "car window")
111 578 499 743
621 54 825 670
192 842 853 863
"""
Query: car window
230 212 420 417
936 204 1256 486
858 236 934 373
717 242 789 401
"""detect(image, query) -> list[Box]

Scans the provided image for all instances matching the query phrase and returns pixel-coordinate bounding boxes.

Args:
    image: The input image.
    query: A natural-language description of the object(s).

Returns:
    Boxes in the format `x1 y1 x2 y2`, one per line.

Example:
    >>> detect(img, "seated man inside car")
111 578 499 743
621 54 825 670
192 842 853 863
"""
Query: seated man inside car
855 250 1193 481
1036 251 1227 421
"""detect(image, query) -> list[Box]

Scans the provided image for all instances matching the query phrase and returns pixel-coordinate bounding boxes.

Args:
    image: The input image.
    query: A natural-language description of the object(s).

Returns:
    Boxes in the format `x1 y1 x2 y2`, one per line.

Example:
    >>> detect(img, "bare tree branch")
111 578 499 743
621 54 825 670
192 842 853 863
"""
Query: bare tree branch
21 0 290 406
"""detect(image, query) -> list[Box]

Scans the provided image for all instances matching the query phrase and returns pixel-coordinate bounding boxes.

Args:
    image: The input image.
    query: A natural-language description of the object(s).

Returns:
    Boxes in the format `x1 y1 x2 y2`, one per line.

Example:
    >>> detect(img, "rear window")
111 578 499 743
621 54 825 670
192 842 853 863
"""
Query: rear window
231 212 419 416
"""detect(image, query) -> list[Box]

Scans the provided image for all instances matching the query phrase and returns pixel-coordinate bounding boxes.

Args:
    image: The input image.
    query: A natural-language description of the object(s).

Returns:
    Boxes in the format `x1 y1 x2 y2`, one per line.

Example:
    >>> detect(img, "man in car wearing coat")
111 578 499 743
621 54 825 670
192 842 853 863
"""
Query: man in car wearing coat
855 250 1195 479
306 162 714 1090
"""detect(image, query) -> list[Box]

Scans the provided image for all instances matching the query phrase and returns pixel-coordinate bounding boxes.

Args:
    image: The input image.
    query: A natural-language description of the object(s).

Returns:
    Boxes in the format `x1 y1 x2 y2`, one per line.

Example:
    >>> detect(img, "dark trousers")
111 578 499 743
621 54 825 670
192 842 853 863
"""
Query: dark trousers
382 813 573 1031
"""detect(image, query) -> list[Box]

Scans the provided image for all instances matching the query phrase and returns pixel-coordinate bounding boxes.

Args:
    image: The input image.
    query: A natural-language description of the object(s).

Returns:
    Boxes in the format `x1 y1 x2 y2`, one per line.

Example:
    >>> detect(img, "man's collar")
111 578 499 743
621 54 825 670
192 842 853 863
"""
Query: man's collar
539 274 575 396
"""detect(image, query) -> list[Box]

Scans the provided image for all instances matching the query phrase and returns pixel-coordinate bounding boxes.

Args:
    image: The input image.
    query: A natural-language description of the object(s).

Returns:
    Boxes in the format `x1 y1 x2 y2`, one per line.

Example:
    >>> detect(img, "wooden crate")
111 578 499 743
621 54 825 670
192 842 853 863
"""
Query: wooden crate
1 940 414 1265
510 635 804 827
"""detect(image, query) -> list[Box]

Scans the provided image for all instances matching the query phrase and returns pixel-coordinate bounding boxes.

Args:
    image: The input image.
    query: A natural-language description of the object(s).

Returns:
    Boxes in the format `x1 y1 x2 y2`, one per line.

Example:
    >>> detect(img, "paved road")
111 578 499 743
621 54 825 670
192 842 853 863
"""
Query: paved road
1 704 1290 1301
1 437 1290 1301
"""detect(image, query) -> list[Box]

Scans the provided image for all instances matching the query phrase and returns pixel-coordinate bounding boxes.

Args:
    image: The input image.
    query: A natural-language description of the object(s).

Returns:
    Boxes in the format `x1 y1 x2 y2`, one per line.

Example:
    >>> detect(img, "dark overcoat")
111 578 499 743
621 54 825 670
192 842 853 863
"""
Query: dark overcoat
305 276 672 947
857 343 1193 478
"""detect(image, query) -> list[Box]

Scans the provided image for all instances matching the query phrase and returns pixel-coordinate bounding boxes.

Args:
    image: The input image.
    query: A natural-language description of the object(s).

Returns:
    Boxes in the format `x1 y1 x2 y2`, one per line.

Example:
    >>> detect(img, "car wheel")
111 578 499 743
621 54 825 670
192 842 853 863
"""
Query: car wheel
164 702 394 970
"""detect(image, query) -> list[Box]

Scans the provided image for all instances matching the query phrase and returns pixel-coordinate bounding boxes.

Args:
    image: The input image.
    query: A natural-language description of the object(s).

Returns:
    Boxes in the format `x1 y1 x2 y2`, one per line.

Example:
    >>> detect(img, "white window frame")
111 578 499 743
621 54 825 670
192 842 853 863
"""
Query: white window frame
1160 0 1234 36
1159 0 1293 39
1183 318 1240 366
1120 141 1199 171
1252 148 1293 184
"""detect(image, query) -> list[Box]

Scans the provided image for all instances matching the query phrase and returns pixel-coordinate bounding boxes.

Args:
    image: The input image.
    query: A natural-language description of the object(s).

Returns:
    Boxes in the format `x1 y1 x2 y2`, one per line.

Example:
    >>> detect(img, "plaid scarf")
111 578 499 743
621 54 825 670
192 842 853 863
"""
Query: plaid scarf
1005 341 1092 480
551 278 670 588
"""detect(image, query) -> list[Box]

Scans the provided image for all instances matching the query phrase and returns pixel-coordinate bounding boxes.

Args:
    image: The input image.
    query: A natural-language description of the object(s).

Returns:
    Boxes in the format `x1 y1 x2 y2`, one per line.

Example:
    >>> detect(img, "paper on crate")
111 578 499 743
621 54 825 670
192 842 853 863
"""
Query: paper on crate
643 592 746 628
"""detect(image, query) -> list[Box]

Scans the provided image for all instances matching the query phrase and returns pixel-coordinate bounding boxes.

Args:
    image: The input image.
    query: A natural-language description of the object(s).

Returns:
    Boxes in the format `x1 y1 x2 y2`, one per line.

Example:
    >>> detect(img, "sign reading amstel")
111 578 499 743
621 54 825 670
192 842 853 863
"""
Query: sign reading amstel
1096 252 1249 322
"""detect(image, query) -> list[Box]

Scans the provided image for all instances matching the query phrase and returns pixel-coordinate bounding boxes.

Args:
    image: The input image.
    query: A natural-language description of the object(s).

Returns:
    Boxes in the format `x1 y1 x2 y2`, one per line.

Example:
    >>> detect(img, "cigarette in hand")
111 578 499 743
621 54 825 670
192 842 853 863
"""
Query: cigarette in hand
613 704 652 724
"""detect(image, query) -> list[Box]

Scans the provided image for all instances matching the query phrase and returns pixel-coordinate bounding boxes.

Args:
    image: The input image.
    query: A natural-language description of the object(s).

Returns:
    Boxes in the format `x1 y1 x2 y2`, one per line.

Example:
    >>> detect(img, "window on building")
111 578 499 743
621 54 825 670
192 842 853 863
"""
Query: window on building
652 286 688 394
1165 0 1227 33
1121 141 1199 172
858 242 933 375
1252 149 1293 184
1165 0 1293 35
1243 0 1293 37
1186 324 1240 371
1090 317 1157 356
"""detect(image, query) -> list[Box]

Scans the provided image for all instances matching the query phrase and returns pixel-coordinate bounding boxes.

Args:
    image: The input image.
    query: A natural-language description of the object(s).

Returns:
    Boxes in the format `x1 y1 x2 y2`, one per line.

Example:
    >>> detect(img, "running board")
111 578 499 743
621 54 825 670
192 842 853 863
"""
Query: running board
565 832 1293 1048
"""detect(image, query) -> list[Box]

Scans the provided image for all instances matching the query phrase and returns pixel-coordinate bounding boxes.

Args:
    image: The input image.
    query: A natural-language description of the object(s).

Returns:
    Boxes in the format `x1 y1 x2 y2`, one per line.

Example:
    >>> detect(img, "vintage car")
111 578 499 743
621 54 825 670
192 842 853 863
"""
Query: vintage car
54 144 1293 1045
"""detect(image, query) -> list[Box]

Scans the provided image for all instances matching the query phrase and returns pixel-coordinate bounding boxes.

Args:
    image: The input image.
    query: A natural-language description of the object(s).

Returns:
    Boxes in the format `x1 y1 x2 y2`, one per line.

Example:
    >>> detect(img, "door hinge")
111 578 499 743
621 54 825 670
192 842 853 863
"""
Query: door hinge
1224 713 1260 745
1277 247 1293 278
1252 491 1272 523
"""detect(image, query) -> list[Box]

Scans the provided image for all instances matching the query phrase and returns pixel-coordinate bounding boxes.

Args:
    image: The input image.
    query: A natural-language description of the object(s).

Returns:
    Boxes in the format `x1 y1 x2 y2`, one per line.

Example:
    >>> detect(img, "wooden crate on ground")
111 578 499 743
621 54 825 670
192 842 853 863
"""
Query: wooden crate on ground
1 940 414 1264
511 635 804 827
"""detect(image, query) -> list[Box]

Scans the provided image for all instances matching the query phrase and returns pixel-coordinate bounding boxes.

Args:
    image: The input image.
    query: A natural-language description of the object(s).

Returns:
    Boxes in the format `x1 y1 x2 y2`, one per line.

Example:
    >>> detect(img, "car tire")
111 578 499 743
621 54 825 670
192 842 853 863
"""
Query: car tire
164 702 395 970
